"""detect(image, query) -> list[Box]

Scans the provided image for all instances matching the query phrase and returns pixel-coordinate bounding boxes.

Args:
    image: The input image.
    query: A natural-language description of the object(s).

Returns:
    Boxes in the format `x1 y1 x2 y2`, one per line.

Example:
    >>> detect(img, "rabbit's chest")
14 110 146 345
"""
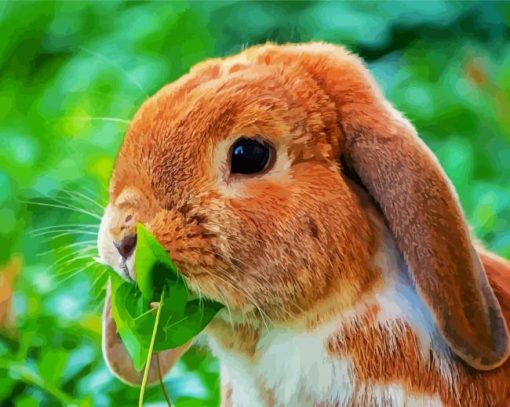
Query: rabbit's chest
210 322 445 407
207 295 449 407
208 319 355 407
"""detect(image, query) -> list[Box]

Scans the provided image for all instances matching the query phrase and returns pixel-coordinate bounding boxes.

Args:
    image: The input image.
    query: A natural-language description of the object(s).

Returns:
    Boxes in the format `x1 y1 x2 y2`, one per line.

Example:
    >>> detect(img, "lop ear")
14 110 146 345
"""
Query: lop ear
248 42 510 370
102 282 191 385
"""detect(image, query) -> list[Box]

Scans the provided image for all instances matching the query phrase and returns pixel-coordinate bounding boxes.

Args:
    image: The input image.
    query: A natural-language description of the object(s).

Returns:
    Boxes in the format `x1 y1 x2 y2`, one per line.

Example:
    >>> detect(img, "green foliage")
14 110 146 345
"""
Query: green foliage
135 223 181 303
110 224 222 372
0 1 509 405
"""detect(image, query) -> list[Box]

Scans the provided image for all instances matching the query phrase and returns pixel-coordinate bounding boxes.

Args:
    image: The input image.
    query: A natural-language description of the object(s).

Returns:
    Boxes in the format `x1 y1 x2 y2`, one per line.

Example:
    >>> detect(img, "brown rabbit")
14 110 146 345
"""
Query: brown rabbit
97 42 510 406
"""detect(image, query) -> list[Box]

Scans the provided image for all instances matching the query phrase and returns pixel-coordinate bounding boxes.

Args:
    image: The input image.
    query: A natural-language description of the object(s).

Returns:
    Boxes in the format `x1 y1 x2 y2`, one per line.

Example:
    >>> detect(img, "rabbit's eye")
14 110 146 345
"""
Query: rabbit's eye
230 137 274 175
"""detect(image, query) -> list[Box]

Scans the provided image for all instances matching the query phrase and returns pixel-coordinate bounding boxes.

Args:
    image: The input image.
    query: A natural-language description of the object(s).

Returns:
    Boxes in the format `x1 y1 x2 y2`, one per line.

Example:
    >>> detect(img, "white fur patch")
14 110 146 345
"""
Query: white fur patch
255 319 354 406
406 392 443 407
373 227 454 387
208 319 354 407
357 384 443 406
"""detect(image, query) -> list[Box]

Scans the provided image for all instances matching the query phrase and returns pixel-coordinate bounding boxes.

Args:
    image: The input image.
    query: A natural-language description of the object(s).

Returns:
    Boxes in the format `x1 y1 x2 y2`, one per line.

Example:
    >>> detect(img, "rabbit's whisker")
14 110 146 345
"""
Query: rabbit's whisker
55 253 98 272
55 260 101 287
215 249 303 324
33 229 98 238
59 188 105 212
79 46 149 97
193 249 274 331
52 246 97 268
31 224 99 234
21 200 102 220
77 184 108 206
58 117 131 125
38 241 97 257
91 268 108 299
47 193 103 216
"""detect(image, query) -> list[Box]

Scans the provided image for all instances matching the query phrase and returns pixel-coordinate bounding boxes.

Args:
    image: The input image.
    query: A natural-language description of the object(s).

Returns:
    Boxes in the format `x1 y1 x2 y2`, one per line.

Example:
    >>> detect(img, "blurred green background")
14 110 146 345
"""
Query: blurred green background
0 1 509 406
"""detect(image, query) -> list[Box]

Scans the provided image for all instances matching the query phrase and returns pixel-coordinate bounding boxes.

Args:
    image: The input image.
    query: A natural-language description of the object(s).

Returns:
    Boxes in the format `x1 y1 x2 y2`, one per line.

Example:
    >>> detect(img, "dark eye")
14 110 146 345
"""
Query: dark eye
230 137 273 175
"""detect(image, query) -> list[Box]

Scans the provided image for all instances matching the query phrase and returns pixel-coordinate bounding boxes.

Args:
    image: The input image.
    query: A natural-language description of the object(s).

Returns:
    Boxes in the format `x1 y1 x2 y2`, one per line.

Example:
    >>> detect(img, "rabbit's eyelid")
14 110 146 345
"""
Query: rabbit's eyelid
228 134 279 150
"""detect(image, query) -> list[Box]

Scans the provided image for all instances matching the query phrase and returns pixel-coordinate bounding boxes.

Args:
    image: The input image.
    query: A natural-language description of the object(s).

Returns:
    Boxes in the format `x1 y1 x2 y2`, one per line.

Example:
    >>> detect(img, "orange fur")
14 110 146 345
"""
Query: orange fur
326 257 510 406
99 42 510 405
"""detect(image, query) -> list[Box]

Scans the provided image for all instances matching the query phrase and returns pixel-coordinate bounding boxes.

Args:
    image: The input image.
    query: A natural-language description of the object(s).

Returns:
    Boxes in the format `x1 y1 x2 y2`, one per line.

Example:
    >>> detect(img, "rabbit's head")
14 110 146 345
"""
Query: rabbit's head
98 42 509 374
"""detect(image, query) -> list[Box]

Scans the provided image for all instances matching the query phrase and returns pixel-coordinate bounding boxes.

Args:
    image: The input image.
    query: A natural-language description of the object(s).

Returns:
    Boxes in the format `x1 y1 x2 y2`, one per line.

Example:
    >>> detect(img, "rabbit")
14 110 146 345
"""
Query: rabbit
97 42 510 406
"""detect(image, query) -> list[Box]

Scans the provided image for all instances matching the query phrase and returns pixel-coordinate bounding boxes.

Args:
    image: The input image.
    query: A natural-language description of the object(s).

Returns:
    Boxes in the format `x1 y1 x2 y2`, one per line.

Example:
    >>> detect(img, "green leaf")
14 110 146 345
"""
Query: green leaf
156 299 223 351
135 223 179 302
165 277 188 316
0 376 15 400
108 225 224 374
175 399 210 407
109 272 150 371
90 269 109 299
15 395 39 407
36 348 68 385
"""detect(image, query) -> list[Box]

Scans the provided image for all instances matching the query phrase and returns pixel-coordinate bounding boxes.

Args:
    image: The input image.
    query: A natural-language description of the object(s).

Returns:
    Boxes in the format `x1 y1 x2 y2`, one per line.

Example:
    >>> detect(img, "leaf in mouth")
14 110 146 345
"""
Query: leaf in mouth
108 224 223 373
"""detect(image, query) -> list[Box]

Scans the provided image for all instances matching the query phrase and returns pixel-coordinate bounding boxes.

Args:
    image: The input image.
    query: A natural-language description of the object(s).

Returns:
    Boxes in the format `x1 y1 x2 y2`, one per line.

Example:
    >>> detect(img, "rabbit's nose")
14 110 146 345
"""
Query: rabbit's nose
114 234 137 259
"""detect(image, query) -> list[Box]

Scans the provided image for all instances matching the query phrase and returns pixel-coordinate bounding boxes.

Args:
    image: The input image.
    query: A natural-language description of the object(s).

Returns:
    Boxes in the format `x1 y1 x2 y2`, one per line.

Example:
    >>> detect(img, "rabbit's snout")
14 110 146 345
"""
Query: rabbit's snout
113 234 137 260
97 190 147 281
109 212 136 258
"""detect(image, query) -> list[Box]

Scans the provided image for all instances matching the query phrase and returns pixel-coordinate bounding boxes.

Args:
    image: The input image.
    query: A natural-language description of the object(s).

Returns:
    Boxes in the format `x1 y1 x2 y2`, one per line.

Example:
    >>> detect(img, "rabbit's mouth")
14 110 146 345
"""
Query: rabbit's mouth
118 255 135 282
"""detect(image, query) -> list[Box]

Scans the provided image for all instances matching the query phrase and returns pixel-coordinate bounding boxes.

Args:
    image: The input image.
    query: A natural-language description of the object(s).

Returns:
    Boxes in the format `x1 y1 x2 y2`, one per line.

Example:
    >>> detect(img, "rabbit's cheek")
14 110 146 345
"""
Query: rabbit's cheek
97 204 126 279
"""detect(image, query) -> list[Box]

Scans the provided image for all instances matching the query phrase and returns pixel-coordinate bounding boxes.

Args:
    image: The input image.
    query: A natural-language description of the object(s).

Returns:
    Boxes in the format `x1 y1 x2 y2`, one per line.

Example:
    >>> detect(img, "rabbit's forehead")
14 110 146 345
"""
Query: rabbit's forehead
111 63 338 203
138 65 336 151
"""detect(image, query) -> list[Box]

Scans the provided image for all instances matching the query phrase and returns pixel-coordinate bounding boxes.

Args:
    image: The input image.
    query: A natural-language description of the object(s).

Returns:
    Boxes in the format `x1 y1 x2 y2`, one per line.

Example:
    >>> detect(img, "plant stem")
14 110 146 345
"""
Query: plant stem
139 289 165 407
156 353 172 406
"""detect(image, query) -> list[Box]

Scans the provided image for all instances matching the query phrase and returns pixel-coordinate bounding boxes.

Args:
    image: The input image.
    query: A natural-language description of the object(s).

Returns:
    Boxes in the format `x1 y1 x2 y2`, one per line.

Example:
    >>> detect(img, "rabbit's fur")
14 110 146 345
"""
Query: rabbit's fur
98 42 510 406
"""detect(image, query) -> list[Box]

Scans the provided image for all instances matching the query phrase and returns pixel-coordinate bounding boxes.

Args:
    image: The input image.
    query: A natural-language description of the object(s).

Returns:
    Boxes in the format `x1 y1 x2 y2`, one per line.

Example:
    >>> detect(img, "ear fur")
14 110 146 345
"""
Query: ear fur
246 42 510 370
102 282 191 385
478 247 510 327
